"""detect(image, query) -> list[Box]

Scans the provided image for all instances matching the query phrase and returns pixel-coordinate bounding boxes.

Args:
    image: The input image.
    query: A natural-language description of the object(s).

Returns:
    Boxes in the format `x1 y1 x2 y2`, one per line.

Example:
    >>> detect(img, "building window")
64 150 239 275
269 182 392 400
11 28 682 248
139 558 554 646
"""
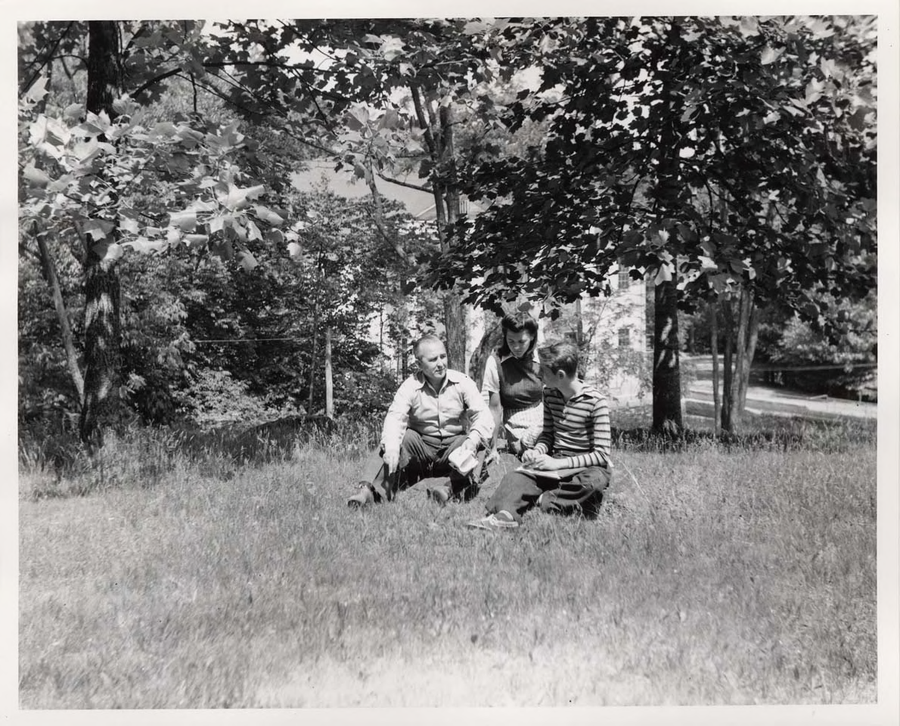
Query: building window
618 268 631 290
618 327 631 348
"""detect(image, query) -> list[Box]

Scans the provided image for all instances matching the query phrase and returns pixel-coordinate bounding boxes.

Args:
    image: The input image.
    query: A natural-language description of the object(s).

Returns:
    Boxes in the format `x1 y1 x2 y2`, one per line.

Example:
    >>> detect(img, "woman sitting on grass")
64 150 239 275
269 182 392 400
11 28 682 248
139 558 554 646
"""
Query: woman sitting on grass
481 311 545 458
469 340 612 531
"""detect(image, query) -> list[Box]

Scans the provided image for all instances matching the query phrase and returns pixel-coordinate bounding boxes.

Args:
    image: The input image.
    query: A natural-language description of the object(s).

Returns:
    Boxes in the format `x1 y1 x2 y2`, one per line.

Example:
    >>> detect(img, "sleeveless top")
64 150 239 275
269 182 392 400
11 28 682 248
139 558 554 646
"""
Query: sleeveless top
496 353 543 413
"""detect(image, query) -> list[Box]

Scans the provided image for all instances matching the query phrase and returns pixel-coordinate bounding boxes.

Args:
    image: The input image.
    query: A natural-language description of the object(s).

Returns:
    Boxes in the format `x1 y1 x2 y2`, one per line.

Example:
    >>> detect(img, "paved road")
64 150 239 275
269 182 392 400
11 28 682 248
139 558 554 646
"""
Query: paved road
683 355 877 421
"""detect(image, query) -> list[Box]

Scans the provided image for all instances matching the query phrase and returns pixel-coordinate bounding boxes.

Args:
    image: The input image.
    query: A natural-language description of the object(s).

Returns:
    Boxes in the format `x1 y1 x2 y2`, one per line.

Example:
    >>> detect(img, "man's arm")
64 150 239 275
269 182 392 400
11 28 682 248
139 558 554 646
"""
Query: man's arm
380 378 414 459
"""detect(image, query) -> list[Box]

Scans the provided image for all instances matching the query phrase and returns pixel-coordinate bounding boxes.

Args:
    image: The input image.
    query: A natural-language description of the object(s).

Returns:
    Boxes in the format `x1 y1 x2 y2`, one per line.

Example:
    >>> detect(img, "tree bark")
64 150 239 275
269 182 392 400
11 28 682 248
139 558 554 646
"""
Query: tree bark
79 20 122 451
652 277 683 433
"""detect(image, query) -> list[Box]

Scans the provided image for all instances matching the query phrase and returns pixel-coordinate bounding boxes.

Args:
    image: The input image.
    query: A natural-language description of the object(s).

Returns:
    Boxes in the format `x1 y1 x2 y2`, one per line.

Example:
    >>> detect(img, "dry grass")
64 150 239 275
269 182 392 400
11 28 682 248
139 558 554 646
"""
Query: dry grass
18 416 877 708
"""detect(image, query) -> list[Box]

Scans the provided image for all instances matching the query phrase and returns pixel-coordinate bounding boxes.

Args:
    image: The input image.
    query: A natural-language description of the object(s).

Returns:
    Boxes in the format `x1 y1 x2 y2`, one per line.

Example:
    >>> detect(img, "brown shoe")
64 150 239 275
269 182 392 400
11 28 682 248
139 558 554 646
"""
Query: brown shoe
347 482 375 508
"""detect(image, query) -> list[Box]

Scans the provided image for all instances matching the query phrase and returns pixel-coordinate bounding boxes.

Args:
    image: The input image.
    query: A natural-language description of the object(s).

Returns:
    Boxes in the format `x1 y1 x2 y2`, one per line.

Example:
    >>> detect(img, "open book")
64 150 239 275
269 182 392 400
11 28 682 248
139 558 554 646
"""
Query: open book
515 466 587 480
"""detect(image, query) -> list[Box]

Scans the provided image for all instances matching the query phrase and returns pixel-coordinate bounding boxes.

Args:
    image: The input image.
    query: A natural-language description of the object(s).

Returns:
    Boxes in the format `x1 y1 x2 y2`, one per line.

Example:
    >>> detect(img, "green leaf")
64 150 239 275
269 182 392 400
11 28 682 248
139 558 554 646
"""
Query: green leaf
23 76 49 105
64 103 83 120
92 241 124 261
653 263 673 285
119 217 141 235
220 183 265 211
209 214 231 234
83 219 115 241
239 250 259 271
379 108 401 130
151 122 178 137
760 46 783 65
253 205 284 226
22 162 51 188
170 210 198 232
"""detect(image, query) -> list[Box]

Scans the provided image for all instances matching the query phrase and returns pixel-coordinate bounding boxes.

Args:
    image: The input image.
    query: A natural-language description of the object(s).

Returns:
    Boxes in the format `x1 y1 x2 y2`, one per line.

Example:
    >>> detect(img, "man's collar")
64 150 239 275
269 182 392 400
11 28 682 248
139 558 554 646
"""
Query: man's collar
413 369 464 388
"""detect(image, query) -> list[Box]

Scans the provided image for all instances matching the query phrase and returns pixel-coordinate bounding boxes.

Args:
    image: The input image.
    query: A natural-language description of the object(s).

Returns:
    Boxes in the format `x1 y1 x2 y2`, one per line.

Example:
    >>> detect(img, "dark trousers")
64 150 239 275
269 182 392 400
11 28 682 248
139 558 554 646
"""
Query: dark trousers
361 430 479 502
486 466 611 522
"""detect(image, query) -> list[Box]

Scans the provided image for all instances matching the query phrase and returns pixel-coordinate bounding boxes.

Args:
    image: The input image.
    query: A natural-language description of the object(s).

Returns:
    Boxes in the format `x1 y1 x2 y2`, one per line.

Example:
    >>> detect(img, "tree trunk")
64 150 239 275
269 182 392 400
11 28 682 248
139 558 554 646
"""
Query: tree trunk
652 277 683 433
468 315 504 387
649 20 686 435
307 298 319 416
720 295 735 432
34 225 84 400
728 286 760 430
439 105 466 370
79 20 121 451
709 300 720 437
411 85 466 370
80 239 122 451
324 325 334 419
735 287 759 412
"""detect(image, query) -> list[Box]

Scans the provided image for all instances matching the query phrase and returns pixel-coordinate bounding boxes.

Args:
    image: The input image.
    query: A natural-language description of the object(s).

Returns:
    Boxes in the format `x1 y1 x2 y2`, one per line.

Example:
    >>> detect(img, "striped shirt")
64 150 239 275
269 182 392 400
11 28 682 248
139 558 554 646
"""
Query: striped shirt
533 384 612 469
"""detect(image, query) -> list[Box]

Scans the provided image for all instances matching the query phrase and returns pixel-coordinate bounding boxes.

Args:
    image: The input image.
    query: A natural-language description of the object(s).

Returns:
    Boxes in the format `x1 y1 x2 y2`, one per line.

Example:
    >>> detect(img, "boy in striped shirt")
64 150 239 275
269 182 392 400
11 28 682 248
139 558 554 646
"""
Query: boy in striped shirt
468 340 612 531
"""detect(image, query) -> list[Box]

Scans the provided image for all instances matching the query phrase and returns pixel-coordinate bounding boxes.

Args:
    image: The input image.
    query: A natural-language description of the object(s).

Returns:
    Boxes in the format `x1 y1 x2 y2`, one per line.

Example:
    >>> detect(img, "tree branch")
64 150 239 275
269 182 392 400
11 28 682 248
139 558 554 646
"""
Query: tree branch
364 161 414 266
131 67 181 98
376 171 432 194
21 21 75 96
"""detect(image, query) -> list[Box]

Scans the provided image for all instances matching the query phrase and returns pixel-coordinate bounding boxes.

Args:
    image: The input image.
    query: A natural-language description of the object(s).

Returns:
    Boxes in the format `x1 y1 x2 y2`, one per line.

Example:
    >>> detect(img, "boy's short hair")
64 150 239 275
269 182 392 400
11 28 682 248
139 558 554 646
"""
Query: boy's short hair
538 340 580 377
413 334 445 359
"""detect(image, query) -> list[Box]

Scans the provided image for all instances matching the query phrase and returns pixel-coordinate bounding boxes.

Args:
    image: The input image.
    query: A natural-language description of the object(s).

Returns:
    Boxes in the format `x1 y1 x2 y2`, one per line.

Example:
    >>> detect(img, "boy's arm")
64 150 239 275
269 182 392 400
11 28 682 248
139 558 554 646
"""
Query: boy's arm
532 389 555 455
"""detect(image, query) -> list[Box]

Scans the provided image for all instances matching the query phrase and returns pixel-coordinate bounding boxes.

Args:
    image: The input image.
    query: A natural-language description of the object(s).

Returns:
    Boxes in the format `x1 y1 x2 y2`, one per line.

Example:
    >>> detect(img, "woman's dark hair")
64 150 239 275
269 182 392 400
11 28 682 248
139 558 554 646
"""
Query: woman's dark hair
497 311 539 357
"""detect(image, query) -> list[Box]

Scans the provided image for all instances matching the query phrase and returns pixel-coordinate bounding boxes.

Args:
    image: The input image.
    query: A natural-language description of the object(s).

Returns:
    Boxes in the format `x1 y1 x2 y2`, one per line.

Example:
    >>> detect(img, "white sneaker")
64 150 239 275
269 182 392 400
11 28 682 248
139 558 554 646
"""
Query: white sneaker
466 510 519 531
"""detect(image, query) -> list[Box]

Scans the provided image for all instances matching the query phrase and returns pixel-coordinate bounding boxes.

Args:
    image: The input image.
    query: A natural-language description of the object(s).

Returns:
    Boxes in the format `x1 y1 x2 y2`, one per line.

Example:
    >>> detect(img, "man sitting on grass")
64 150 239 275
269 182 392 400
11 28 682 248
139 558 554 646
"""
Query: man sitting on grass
348 334 494 507
468 340 612 531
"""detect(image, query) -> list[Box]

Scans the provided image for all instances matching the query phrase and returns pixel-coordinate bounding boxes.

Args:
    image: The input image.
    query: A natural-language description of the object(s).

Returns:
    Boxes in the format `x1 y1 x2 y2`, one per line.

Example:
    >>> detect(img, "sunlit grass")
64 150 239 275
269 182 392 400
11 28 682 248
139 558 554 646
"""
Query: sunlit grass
18 416 876 707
